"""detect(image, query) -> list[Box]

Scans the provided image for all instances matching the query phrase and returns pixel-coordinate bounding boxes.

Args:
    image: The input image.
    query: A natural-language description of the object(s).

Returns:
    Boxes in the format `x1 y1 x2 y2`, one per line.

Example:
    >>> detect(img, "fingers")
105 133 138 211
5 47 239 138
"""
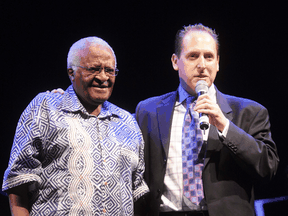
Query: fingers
47 88 65 94
55 88 64 94
194 103 217 116
194 95 213 113
194 98 220 116
193 95 228 131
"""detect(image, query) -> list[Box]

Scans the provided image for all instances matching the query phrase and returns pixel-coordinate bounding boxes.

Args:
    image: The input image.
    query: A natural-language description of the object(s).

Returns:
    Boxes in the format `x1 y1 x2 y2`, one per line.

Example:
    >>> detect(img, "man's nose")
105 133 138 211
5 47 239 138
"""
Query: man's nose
95 69 109 81
197 56 206 69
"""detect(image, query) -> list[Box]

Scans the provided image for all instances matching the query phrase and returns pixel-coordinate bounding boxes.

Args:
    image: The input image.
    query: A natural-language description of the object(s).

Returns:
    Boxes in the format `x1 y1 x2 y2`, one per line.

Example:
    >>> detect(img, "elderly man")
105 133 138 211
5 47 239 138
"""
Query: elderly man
2 37 149 215
134 24 279 216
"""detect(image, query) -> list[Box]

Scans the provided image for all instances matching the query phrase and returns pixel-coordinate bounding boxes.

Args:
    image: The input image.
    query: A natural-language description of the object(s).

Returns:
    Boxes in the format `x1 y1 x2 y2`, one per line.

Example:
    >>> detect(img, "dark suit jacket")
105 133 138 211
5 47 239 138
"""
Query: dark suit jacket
134 88 279 216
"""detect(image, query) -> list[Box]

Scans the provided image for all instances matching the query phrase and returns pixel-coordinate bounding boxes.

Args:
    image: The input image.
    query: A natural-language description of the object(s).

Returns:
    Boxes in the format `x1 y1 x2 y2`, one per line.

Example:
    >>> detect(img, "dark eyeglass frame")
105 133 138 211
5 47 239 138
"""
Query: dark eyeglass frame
74 65 119 76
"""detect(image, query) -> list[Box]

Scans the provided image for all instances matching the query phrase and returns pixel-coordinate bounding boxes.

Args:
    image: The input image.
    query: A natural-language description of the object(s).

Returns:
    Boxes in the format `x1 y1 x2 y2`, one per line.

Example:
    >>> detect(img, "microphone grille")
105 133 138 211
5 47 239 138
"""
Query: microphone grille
195 80 208 93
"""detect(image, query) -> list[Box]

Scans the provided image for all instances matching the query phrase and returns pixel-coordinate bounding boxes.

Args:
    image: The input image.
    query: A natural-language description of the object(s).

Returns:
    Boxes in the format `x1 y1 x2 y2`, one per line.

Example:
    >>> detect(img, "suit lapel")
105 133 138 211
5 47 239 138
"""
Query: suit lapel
156 91 177 158
204 88 233 168
216 88 233 121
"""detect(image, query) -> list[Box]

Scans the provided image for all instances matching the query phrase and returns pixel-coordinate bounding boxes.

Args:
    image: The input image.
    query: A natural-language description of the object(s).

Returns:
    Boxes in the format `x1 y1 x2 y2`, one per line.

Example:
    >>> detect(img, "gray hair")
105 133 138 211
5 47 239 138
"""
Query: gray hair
67 36 117 69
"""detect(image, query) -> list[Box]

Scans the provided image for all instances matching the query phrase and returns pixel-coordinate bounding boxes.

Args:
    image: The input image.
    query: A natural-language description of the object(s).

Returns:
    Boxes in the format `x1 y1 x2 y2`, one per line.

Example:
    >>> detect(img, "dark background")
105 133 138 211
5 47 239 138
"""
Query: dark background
1 1 287 215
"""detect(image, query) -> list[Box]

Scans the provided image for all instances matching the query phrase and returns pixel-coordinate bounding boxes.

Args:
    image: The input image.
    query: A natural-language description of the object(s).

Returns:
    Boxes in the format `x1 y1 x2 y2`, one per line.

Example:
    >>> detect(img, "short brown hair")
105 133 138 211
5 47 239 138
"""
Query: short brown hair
174 23 219 57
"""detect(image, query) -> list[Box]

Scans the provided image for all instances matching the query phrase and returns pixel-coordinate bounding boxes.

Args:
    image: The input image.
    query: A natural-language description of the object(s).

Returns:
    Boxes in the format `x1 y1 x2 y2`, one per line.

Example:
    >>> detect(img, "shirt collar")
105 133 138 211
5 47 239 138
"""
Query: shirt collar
177 83 217 105
60 85 120 118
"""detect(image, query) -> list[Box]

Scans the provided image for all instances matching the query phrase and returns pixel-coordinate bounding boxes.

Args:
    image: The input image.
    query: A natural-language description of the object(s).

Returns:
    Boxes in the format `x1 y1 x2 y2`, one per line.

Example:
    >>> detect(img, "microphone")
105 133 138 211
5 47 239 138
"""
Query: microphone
195 80 209 130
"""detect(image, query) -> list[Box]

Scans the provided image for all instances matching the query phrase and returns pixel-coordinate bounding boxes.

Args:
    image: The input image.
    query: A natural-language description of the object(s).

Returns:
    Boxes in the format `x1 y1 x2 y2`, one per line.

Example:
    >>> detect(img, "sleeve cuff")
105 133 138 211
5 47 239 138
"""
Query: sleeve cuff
217 119 230 139
133 181 150 201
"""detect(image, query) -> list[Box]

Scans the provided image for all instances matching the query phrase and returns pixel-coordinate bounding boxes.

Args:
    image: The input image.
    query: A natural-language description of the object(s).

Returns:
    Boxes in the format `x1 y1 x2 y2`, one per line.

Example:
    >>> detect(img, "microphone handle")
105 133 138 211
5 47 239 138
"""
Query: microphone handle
197 91 209 130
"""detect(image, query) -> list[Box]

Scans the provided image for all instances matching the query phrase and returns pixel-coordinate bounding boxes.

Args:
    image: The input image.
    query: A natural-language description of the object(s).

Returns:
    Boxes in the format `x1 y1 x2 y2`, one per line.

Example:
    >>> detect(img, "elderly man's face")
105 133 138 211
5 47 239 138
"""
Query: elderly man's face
172 31 219 95
70 45 116 109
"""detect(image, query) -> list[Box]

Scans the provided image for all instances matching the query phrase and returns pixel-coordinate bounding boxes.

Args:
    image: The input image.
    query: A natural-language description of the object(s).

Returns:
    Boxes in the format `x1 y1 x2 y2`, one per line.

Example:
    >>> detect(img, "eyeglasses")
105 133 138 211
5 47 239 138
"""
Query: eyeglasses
74 65 119 76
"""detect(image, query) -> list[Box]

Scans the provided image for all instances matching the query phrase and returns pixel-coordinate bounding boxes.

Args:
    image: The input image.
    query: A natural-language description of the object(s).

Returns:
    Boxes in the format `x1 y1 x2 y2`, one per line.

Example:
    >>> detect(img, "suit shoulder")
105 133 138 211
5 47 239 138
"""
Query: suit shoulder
221 92 266 111
137 91 176 109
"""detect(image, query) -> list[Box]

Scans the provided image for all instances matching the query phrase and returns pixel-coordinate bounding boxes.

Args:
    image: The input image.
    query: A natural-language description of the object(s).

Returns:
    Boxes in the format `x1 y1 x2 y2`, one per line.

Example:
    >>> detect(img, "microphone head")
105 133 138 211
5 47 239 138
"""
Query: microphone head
195 80 208 94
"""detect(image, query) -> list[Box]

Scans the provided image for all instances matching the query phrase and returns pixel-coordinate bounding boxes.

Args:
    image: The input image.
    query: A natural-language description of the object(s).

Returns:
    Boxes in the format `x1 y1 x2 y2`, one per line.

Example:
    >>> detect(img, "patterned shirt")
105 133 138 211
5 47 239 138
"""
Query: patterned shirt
2 85 149 216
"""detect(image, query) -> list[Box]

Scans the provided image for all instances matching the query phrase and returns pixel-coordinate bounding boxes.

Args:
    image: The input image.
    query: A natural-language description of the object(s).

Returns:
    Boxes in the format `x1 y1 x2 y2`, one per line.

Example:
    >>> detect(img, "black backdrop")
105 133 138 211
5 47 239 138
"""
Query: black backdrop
1 1 287 215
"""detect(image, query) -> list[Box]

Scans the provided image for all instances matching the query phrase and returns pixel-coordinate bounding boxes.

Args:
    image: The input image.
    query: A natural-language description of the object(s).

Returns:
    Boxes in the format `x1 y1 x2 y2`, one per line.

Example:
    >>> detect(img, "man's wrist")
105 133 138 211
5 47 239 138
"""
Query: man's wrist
218 118 229 138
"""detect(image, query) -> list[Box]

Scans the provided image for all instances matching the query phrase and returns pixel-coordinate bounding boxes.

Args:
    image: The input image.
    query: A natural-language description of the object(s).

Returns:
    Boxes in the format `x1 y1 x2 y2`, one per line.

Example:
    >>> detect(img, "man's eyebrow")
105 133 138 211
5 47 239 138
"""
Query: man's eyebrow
185 51 200 55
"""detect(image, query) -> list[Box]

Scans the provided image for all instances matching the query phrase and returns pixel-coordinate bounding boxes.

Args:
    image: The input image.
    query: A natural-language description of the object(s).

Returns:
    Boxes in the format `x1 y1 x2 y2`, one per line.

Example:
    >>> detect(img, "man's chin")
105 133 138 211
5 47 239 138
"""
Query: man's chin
92 94 111 104
90 88 113 102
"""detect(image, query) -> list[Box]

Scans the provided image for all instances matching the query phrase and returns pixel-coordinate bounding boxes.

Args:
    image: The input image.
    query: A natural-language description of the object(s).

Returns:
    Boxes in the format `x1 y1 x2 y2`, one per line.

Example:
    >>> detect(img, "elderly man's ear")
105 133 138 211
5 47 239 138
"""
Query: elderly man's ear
67 68 75 82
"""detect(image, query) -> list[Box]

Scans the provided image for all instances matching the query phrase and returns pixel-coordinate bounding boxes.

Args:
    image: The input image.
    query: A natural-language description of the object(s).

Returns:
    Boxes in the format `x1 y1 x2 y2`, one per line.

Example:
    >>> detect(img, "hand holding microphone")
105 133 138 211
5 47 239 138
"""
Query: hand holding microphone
194 80 228 132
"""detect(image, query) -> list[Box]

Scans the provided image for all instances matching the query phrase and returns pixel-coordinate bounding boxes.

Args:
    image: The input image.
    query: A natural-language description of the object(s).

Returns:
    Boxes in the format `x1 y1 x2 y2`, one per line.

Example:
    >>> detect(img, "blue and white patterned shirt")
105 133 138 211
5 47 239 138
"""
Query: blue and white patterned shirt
2 85 149 215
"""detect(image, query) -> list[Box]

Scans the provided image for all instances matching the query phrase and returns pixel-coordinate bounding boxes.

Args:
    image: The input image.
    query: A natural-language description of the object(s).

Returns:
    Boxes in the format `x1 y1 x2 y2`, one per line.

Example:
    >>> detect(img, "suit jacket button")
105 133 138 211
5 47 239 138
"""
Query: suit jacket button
156 189 161 199
157 189 161 195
